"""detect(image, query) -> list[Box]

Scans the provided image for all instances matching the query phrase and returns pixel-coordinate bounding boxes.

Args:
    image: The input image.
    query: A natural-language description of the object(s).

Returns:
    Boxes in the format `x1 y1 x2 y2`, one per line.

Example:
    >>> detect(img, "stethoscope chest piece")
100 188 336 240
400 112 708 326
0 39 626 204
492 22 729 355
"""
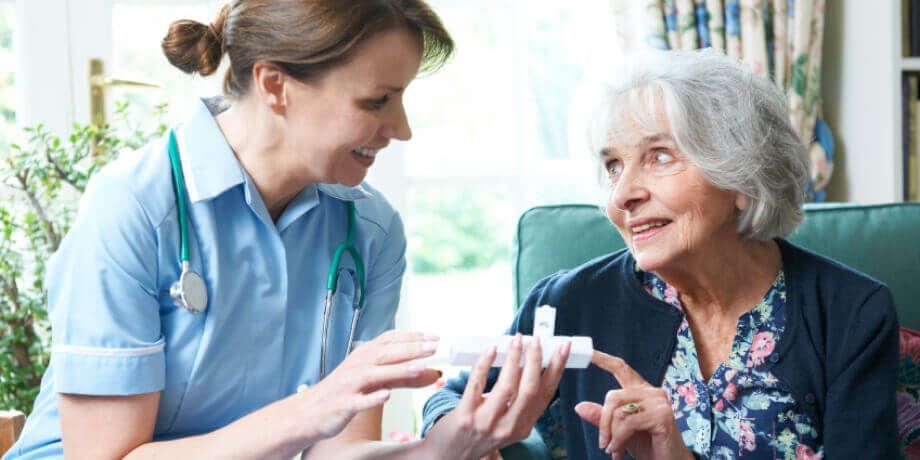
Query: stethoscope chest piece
170 264 208 314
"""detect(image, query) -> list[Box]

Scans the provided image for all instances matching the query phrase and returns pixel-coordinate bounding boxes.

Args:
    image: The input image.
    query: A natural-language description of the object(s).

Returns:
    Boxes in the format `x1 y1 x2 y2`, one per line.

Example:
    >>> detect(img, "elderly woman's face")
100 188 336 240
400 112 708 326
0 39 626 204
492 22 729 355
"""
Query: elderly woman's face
603 116 743 272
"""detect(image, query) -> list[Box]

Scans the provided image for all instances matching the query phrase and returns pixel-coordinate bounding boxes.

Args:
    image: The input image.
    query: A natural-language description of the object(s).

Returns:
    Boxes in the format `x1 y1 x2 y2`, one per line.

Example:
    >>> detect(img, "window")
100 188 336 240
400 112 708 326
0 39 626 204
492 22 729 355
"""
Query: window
402 0 616 327
0 1 15 157
392 0 618 430
109 2 219 121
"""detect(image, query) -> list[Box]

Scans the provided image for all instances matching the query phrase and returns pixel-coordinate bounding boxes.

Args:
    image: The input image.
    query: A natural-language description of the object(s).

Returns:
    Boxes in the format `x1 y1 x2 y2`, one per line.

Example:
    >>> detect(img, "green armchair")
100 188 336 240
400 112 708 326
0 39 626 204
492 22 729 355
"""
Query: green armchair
500 202 920 459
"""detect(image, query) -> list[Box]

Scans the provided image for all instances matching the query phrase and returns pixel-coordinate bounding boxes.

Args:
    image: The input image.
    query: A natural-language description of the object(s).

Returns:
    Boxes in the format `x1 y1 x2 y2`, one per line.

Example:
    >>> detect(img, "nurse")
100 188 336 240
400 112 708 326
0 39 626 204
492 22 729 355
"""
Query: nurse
5 1 453 458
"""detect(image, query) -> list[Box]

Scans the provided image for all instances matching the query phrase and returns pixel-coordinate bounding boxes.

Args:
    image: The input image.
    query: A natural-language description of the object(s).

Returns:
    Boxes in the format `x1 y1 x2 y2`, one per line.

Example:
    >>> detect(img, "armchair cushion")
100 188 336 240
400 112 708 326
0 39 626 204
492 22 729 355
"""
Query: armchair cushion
509 202 920 460
514 202 920 328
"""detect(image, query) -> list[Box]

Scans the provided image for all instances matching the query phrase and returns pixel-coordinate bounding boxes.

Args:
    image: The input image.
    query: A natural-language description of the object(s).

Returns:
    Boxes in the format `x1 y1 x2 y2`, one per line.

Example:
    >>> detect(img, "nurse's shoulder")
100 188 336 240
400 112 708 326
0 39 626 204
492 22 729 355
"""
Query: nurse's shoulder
81 133 177 229
350 182 399 232
320 181 406 248
50 133 178 286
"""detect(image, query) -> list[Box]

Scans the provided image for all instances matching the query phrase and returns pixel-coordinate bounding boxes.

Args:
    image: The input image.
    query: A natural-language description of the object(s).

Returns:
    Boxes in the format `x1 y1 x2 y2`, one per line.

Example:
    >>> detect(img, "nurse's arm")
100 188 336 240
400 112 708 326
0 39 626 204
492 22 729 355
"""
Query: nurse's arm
60 390 326 459
59 392 159 459
300 406 431 460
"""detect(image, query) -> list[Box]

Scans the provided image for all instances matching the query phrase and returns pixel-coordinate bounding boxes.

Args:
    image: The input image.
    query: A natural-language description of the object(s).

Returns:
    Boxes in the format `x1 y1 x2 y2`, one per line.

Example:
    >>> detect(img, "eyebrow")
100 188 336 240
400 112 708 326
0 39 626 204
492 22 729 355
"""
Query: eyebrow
376 85 405 92
636 133 675 146
604 133 676 157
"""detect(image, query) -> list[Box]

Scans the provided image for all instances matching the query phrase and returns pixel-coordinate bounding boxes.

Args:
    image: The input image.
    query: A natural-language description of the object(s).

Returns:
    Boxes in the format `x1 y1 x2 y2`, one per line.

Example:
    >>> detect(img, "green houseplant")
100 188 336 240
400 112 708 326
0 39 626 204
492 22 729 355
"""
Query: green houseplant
0 102 167 413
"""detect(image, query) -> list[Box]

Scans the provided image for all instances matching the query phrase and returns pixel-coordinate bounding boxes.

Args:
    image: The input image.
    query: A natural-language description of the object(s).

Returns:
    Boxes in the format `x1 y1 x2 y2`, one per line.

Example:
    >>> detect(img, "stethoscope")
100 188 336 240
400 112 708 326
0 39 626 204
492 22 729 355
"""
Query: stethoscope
165 129 367 379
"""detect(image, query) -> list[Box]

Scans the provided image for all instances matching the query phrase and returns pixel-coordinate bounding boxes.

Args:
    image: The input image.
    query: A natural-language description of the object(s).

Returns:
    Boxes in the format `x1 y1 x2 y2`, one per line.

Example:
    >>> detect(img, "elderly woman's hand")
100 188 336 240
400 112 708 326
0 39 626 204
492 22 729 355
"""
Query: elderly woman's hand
574 351 694 460
423 334 570 460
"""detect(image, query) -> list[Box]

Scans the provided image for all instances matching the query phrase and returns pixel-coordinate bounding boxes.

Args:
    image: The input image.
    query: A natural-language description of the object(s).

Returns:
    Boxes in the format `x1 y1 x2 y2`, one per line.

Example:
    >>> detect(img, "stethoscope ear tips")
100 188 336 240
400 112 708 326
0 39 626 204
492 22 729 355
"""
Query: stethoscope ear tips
171 268 208 313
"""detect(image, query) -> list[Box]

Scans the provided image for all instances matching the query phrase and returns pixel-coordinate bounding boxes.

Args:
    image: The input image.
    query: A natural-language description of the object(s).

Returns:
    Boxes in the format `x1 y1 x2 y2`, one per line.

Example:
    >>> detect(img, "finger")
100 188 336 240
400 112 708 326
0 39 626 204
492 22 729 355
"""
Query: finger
350 388 391 413
501 334 524 394
598 389 620 449
373 368 442 390
605 389 672 455
357 362 432 391
591 351 647 389
373 330 438 344
458 345 497 412
370 340 440 365
539 339 571 395
520 336 544 387
506 336 543 411
480 334 524 415
574 401 603 426
604 401 647 456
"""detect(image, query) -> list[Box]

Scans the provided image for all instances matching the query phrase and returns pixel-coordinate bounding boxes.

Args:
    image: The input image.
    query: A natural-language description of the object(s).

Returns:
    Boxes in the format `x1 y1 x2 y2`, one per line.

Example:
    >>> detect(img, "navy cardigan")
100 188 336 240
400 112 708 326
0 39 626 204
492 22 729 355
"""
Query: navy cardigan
421 239 899 459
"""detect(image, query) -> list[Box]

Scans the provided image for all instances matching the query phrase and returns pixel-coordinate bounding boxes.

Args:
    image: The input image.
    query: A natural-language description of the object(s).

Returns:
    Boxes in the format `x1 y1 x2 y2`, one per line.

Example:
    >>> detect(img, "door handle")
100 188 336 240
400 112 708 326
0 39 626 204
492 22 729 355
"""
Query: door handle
88 58 159 126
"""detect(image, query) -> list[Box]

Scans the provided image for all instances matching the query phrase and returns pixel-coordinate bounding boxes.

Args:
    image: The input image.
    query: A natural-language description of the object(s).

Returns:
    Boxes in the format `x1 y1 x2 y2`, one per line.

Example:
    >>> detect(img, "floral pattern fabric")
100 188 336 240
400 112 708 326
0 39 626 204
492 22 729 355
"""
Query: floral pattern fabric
898 327 920 459
642 269 825 458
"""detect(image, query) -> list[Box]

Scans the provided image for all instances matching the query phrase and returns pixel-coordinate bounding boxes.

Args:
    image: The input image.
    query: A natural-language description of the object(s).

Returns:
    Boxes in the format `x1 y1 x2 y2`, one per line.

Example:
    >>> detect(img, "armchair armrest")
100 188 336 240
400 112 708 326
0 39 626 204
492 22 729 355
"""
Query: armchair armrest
0 410 25 456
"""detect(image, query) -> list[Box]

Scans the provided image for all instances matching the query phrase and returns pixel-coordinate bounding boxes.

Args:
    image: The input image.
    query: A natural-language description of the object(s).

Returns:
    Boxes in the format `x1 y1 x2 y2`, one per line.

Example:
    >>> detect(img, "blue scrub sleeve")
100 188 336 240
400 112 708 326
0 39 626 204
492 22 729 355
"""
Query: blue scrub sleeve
48 172 165 395
354 211 407 342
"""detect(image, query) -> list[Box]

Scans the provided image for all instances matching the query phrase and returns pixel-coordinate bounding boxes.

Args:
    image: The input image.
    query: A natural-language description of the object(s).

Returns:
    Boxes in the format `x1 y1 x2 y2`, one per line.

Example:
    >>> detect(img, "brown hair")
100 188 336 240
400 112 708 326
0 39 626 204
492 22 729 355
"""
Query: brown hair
162 0 454 98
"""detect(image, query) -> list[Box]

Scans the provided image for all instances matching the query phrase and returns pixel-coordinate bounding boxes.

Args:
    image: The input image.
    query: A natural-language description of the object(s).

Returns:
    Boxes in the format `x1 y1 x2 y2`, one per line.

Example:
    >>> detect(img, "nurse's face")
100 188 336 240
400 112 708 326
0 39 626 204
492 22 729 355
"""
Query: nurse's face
283 29 422 186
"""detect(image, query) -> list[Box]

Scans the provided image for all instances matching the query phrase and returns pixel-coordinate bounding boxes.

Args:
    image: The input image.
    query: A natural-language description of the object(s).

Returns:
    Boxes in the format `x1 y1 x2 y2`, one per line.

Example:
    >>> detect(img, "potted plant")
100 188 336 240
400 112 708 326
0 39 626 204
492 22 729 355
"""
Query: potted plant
0 101 167 415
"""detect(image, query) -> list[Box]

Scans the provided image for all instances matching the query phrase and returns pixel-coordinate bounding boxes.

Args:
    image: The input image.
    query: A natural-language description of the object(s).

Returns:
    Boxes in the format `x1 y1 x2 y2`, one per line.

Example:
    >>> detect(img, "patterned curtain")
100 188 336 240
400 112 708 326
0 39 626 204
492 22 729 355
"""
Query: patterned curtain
615 0 833 201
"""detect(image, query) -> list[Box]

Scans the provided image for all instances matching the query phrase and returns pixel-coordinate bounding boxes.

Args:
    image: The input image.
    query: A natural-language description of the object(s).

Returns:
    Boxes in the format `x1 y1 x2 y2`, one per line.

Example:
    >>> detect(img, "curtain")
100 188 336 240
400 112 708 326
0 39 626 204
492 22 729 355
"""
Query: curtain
618 0 833 201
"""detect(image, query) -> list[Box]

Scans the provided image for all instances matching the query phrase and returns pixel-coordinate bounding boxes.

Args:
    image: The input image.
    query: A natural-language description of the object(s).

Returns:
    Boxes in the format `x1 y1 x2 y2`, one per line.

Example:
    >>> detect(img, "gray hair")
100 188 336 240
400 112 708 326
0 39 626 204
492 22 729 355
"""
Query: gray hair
591 48 810 240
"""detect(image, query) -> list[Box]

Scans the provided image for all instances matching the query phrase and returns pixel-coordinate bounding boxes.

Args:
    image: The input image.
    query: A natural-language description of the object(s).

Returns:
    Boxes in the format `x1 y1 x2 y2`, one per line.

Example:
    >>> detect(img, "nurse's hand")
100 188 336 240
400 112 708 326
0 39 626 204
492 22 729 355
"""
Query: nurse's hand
298 330 441 440
574 351 693 460
422 334 570 460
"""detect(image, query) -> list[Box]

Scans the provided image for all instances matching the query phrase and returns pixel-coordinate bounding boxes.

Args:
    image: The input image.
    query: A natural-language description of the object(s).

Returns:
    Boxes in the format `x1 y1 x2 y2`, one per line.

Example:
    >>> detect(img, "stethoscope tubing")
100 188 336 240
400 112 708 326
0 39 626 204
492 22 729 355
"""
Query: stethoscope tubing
168 130 190 264
321 201 366 378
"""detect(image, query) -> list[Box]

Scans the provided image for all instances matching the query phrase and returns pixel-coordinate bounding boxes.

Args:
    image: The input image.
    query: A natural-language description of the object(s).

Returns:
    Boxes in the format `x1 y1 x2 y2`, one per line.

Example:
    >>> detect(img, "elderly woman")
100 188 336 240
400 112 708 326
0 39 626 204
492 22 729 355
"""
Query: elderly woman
420 49 898 459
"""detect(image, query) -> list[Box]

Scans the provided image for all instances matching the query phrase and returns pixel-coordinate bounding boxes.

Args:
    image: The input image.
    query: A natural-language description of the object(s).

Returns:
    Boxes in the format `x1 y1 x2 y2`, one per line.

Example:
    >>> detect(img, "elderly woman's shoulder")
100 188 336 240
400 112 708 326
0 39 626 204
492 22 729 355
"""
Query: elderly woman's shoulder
525 248 633 305
778 239 896 313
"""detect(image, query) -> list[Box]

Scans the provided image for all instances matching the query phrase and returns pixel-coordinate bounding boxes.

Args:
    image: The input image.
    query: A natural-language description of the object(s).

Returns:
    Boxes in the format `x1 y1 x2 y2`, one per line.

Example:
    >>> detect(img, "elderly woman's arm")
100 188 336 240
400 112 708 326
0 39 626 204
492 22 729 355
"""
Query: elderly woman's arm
823 285 899 457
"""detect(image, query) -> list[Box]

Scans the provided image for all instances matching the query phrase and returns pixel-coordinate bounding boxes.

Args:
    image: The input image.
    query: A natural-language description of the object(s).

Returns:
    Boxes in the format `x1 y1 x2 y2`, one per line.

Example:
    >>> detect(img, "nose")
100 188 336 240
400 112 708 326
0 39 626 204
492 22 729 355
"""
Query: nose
381 102 412 141
610 166 649 212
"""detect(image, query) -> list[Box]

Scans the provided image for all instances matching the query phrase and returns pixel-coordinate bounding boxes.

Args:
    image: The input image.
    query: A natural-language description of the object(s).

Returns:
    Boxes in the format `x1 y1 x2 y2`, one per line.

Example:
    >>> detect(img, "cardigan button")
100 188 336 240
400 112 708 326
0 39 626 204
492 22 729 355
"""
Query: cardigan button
805 393 816 405
769 354 780 363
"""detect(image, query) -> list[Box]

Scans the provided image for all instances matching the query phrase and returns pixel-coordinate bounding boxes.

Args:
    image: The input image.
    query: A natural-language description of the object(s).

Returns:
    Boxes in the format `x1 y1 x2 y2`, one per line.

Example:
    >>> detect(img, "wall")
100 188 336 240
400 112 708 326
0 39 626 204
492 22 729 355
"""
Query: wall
821 0 902 203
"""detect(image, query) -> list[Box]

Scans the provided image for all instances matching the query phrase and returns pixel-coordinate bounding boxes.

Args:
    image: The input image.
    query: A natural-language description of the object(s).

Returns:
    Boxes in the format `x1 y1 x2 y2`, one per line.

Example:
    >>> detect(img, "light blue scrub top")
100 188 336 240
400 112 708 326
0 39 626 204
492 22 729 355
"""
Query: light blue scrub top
4 98 407 459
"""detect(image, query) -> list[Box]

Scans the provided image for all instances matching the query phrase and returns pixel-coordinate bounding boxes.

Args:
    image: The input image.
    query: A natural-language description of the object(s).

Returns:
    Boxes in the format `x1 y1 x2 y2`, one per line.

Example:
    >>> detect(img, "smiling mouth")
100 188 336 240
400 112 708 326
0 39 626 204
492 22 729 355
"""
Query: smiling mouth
352 147 379 158
630 220 671 235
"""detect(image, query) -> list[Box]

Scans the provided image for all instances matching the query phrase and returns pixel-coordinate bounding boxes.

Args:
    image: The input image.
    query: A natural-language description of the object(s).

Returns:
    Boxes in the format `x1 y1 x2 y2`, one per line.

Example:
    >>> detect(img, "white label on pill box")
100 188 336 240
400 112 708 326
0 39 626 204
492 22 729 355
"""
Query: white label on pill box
534 305 556 337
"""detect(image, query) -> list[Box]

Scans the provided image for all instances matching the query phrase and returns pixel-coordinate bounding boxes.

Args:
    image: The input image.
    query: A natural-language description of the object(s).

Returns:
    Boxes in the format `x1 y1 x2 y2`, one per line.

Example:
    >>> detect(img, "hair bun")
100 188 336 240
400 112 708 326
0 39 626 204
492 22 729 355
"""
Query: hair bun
161 19 223 76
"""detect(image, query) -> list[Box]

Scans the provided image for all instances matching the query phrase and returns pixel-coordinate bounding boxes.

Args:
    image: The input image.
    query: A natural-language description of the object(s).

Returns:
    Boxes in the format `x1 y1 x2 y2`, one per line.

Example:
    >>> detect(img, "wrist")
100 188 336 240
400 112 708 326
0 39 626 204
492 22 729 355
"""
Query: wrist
286 388 325 446
404 437 436 460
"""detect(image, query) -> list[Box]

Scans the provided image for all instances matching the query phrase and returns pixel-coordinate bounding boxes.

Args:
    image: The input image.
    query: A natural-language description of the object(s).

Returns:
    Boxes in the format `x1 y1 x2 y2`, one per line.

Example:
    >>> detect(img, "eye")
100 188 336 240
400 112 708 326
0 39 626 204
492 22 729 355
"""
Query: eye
606 159 623 179
653 149 675 164
367 94 390 111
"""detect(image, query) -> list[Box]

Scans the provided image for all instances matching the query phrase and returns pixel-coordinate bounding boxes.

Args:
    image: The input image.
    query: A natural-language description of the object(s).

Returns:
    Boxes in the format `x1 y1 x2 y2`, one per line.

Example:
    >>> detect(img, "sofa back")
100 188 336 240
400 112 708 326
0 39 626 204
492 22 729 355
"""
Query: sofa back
514 203 920 329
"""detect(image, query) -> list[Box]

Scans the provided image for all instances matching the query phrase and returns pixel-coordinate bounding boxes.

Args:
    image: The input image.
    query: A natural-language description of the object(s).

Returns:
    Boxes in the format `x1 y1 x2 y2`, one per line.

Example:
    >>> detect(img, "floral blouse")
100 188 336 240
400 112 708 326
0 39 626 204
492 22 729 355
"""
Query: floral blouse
643 269 825 459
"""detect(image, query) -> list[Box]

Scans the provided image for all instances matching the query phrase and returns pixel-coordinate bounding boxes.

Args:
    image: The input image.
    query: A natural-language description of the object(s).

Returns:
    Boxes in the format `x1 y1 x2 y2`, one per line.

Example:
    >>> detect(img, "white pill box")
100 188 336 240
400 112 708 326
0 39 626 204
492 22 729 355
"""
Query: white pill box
449 335 594 369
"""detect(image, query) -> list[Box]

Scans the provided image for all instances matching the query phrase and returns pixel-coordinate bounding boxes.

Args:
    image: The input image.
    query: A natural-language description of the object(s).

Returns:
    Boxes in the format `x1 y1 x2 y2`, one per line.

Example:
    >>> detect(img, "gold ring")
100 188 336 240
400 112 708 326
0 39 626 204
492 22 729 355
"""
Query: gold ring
621 402 642 415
